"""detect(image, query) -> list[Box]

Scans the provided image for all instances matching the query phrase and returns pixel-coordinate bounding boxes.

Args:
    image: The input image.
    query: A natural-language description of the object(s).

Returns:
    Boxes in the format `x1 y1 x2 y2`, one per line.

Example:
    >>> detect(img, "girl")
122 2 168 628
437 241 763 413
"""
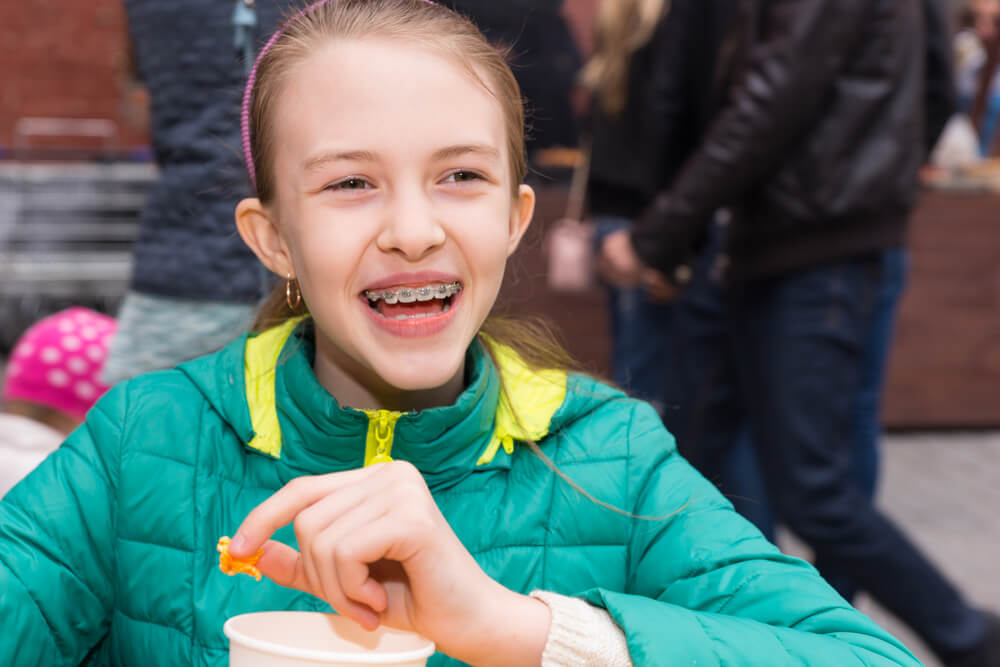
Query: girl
0 307 115 496
0 1 920 665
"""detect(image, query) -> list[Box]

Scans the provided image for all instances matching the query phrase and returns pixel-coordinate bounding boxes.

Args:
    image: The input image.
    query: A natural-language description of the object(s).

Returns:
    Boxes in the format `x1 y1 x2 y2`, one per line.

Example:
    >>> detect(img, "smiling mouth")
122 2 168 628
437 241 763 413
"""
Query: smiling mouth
363 281 462 320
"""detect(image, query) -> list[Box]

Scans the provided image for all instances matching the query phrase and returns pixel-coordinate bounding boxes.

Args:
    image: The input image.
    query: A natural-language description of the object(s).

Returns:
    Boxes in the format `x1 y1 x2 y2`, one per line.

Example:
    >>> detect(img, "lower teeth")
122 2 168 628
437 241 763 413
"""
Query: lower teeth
383 301 451 320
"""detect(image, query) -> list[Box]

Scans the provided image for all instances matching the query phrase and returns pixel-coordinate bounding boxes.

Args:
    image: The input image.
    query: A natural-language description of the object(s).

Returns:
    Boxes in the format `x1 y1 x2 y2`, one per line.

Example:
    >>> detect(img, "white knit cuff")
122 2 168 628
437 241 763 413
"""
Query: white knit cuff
530 590 633 667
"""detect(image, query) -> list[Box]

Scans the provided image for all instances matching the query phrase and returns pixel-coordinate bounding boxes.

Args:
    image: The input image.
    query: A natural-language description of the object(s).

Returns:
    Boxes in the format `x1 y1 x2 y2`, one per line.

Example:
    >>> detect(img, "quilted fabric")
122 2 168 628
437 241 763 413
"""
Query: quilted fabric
0 325 919 666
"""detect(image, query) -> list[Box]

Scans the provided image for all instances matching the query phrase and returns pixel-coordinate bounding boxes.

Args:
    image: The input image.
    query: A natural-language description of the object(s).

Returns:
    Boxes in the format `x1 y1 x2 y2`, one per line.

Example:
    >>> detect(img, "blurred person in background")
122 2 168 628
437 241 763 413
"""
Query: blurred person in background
955 0 1000 154
601 0 999 665
440 0 581 158
585 0 780 530
585 0 738 412
583 0 684 416
586 0 777 536
101 0 285 384
1 308 114 496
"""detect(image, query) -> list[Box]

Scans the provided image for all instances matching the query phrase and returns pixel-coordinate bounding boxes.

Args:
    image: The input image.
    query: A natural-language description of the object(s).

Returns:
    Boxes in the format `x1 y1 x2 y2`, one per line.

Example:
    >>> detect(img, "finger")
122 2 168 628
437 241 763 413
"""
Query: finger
308 500 392 627
259 543 383 632
291 472 393 549
291 476 395 620
648 287 675 303
334 511 429 587
641 270 674 297
230 467 379 557
335 538 391 617
328 518 409 628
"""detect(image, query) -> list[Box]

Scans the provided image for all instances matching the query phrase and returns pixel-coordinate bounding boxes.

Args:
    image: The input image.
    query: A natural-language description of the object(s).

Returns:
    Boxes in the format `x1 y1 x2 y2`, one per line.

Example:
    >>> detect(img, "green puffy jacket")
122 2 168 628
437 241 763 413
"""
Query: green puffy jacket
0 319 919 666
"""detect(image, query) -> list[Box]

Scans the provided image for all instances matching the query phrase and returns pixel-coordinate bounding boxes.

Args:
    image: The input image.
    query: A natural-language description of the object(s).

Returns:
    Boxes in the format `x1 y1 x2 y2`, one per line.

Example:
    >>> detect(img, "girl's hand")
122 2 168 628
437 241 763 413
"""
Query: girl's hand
228 461 550 666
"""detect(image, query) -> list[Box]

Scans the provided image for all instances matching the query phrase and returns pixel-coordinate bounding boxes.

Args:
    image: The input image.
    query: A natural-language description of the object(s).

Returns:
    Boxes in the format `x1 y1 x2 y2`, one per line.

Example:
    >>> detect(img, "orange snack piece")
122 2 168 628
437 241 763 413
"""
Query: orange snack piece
217 536 263 582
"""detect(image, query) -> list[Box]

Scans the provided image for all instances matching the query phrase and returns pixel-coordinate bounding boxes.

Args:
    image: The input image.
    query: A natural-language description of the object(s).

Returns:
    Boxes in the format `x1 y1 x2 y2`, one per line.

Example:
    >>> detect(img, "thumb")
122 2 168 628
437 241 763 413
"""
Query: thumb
256 540 311 593
258 540 384 631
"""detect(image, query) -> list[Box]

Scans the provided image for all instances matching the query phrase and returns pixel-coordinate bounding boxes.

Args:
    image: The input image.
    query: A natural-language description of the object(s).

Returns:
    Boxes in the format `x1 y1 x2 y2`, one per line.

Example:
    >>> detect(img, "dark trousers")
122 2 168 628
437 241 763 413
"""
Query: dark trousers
717 248 909 600
665 240 987 660
596 216 675 416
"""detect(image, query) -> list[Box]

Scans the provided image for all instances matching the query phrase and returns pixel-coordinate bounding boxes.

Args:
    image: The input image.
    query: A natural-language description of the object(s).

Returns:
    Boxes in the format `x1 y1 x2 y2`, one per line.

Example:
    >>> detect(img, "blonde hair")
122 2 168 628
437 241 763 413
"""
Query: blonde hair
247 0 525 204
581 0 669 116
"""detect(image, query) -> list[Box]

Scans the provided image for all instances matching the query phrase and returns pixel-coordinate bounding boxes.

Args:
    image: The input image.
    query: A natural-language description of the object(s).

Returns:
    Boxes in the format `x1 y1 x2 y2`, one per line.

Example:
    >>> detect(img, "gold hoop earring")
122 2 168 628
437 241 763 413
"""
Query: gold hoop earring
286 274 301 310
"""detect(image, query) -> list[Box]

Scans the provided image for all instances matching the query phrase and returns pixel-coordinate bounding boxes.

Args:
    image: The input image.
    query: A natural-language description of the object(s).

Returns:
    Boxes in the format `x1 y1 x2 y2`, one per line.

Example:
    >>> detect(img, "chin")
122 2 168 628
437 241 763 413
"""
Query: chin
371 350 466 394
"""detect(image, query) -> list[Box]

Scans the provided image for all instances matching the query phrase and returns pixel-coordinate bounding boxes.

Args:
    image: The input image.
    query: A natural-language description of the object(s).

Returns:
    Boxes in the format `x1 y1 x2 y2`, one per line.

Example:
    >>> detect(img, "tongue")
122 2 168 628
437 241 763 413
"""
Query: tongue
377 299 445 318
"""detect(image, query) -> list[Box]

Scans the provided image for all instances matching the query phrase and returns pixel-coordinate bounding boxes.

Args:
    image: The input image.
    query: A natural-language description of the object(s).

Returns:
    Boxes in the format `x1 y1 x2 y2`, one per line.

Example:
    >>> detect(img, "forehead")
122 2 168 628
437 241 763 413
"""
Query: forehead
272 37 508 173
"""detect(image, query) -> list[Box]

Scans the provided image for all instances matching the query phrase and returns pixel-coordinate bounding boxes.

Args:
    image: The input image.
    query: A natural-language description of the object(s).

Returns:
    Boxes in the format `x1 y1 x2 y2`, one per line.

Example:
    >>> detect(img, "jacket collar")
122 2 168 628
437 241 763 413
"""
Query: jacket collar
182 319 568 490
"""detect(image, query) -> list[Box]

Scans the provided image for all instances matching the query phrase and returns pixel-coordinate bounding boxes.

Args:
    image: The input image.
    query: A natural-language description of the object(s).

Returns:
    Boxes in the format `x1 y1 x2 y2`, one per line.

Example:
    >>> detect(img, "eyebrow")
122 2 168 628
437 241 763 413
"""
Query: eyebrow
431 144 501 163
301 144 501 173
302 150 377 173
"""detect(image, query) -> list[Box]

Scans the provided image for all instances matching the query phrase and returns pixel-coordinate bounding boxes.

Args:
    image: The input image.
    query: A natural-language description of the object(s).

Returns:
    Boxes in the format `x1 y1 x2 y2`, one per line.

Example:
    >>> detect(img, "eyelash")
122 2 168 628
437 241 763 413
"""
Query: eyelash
328 177 372 191
325 171 486 191
443 170 486 184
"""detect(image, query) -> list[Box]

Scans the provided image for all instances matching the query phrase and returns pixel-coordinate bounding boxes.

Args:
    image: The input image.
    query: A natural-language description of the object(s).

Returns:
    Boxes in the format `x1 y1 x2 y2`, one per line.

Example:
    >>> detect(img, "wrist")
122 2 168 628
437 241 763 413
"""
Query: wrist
449 584 550 667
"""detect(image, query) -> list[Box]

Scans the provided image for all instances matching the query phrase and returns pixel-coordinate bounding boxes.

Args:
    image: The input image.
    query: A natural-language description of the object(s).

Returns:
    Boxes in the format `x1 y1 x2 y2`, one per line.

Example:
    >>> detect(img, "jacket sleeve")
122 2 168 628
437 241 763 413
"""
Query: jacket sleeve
631 0 877 275
0 383 125 665
580 401 920 666
923 0 957 155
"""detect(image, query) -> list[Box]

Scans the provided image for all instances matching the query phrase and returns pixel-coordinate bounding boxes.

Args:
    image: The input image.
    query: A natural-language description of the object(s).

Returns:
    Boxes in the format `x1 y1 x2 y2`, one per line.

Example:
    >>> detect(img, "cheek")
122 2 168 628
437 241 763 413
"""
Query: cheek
461 200 516 260
292 222 366 299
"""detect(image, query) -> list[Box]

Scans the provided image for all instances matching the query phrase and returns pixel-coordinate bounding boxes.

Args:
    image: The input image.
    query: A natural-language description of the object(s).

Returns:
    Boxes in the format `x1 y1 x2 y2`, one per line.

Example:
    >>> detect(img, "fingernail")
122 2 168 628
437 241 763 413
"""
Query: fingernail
230 533 247 554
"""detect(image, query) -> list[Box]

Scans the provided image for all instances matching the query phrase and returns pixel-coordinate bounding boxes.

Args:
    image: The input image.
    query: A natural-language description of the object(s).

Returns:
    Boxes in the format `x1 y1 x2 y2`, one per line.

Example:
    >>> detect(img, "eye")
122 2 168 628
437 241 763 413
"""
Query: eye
327 177 373 191
442 170 485 184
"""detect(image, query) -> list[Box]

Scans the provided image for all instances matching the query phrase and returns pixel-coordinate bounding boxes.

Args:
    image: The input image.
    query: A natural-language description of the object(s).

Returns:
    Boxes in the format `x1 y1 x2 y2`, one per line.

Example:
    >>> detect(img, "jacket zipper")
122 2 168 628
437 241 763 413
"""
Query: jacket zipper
362 410 403 467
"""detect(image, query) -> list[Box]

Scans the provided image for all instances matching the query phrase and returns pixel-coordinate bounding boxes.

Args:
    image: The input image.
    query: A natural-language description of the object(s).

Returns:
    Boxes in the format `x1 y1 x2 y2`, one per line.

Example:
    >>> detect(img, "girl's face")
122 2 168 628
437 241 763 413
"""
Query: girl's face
238 38 534 410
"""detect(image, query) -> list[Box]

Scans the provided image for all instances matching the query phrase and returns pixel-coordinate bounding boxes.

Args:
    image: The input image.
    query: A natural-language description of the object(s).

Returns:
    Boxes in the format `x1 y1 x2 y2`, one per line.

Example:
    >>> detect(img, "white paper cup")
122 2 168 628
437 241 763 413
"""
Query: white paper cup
224 612 435 667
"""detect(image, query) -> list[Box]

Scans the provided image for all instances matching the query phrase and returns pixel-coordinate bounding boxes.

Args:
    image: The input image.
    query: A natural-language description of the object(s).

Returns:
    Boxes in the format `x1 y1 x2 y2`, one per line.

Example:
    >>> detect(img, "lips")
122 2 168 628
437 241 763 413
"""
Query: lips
359 273 463 338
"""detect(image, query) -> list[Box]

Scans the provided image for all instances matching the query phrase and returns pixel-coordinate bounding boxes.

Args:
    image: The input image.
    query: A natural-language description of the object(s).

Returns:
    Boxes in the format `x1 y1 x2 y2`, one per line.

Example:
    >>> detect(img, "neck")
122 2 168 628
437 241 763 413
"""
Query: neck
312 338 466 412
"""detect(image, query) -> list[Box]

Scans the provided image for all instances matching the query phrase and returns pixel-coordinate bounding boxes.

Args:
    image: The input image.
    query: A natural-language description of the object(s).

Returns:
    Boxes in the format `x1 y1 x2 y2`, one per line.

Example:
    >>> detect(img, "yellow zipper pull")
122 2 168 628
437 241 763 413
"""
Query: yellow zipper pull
363 410 403 467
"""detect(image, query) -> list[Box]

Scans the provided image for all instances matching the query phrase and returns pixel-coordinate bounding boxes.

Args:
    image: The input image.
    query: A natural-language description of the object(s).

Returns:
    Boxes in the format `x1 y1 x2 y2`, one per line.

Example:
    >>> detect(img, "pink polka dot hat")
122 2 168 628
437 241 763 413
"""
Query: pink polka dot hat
3 307 116 421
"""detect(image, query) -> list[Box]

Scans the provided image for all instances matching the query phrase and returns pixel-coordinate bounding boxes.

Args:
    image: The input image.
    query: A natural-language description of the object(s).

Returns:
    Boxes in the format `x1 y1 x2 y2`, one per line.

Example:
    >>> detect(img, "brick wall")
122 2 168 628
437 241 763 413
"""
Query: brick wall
0 0 149 154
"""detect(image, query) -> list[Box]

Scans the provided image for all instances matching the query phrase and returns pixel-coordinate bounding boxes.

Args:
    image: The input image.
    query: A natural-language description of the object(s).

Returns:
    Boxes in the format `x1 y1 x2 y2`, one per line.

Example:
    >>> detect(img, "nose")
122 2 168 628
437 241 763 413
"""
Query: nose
375 183 446 261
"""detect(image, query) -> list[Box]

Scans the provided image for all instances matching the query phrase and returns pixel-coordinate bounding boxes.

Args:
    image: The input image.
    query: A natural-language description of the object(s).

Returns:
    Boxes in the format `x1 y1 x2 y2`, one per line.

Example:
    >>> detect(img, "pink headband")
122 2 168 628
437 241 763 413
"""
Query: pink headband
241 0 437 190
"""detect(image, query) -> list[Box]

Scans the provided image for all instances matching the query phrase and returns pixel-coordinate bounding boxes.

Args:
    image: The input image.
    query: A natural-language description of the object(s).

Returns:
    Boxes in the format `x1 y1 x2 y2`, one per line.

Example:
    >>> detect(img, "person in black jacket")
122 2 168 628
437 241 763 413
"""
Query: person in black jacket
584 0 785 528
600 1 1000 665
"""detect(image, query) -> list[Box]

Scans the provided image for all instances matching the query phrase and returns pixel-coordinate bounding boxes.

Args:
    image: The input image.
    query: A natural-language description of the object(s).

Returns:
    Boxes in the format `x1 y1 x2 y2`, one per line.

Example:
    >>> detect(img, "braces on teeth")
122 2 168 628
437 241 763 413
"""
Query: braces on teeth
364 281 462 304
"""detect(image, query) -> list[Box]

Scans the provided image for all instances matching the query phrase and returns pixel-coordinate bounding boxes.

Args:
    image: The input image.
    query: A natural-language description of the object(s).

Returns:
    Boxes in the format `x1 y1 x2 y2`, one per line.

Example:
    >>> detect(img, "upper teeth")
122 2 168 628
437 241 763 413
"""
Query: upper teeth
365 281 461 304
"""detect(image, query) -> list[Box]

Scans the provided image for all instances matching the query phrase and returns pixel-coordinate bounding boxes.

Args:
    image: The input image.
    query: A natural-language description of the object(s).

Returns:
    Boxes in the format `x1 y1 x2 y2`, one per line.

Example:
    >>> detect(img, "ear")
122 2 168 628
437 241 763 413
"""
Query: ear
235 198 295 278
506 184 536 257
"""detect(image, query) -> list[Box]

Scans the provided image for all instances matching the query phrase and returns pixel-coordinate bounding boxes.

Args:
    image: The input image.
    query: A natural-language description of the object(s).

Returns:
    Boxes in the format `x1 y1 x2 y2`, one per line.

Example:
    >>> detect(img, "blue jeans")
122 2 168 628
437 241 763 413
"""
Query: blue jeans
595 216 674 415
662 220 770 535
669 242 986 660
720 249 909 581
816 248 906 598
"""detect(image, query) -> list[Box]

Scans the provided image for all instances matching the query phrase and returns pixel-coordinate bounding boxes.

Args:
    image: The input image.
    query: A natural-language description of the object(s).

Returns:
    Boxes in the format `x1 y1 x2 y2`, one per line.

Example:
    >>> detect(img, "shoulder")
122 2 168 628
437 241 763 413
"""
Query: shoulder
548 374 675 466
101 368 209 415
545 374 716 514
86 368 220 455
